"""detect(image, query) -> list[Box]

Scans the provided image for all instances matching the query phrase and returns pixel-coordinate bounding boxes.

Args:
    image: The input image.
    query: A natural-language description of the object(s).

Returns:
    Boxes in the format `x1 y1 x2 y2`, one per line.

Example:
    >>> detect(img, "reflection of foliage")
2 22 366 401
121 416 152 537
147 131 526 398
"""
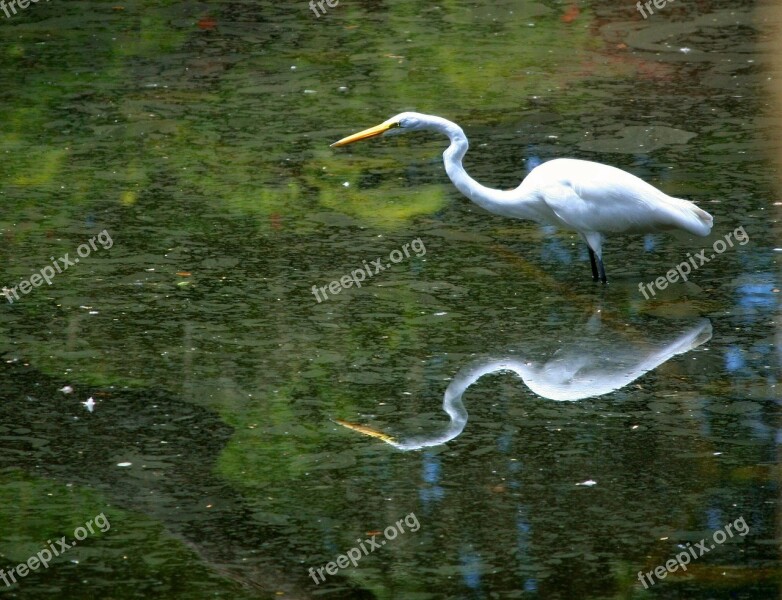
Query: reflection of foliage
304 151 451 225
0 0 604 238
215 282 432 491
0 470 113 556
0 470 256 598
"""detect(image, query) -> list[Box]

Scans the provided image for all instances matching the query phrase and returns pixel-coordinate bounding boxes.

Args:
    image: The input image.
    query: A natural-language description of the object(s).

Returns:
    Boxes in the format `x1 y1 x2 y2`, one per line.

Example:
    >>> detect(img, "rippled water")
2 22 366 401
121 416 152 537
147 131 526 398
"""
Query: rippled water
0 1 779 598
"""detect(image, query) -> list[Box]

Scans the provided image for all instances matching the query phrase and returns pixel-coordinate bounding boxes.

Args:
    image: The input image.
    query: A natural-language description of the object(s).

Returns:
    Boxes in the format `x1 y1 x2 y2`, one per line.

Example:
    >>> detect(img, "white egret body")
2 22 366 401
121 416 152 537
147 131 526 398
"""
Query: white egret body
332 112 714 282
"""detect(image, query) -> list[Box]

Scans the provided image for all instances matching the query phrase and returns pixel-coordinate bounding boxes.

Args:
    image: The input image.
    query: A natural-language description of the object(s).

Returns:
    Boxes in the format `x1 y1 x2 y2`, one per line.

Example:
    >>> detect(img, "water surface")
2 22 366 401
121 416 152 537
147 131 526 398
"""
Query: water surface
0 0 779 598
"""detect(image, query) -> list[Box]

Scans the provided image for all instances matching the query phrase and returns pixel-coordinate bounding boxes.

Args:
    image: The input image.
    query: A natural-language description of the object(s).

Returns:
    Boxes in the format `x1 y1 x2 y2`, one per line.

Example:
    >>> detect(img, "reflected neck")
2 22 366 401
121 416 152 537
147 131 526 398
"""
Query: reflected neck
393 358 529 451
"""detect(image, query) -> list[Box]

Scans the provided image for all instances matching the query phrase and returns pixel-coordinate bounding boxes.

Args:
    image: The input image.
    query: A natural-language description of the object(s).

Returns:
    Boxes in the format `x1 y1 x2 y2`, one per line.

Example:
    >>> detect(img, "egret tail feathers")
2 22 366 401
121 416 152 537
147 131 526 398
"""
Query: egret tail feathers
665 196 713 237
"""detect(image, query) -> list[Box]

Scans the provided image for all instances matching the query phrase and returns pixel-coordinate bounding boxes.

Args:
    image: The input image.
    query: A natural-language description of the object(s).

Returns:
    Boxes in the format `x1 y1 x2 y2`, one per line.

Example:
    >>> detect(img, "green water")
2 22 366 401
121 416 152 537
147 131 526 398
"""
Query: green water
0 1 779 598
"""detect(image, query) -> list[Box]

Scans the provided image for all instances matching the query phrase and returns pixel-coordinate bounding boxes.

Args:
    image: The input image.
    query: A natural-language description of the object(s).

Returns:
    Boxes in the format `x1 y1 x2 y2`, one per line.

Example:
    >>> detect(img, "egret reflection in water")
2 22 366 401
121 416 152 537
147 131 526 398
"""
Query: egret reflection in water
336 316 712 451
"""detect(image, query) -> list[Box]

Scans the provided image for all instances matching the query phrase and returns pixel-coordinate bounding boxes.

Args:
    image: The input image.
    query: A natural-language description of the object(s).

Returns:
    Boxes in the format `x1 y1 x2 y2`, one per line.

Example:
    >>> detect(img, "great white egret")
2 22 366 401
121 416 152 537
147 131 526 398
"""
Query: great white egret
331 112 714 283
335 317 712 450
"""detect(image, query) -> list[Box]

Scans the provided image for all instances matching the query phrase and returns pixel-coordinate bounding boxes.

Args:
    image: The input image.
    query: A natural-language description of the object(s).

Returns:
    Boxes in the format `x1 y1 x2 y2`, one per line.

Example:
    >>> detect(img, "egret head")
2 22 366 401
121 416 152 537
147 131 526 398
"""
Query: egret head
330 112 429 147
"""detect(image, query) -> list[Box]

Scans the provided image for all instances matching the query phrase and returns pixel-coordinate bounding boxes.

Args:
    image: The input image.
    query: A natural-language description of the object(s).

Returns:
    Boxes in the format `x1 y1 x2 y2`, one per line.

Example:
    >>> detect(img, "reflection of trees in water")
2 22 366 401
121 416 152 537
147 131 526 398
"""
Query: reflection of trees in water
0 360 375 599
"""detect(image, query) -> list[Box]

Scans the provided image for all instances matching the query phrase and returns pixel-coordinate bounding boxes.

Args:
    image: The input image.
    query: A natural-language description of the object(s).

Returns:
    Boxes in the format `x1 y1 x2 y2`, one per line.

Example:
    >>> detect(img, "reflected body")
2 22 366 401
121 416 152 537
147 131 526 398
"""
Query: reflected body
336 317 712 450
332 112 714 283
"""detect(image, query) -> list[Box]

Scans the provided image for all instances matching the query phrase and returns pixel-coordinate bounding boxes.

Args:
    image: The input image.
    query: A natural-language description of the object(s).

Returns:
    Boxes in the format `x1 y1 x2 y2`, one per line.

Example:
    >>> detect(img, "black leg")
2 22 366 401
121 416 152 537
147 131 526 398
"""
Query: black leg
588 248 599 281
597 255 607 284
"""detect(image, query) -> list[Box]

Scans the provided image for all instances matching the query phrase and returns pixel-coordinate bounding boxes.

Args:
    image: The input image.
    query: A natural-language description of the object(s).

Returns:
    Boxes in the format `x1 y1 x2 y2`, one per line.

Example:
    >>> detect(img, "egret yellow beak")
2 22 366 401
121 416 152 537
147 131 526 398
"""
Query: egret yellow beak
330 121 399 147
333 418 397 445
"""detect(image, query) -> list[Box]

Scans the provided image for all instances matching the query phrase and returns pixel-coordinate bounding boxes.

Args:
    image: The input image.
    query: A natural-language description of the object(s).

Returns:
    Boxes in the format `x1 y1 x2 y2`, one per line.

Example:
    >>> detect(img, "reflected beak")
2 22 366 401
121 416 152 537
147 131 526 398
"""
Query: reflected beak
333 418 397 445
330 121 398 147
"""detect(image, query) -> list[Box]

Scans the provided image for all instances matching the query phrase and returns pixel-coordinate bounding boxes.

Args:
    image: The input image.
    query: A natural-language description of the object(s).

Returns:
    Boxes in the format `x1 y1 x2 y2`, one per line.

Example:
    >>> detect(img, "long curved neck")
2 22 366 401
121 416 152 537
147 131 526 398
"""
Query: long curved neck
433 117 535 218
393 358 531 451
